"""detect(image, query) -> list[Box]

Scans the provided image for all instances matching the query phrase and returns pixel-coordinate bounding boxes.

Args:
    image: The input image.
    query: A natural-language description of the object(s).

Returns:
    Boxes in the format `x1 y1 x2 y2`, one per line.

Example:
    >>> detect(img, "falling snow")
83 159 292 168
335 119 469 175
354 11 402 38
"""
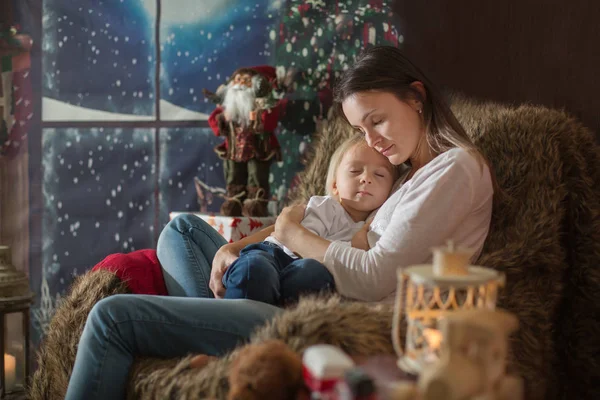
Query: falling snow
33 0 402 352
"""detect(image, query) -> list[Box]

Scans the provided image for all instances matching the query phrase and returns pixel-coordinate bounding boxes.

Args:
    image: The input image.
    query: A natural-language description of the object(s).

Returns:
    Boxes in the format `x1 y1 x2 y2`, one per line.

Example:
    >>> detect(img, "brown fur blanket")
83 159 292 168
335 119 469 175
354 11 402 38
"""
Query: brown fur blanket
292 95 600 400
29 96 600 400
29 271 131 400
449 95 600 400
128 296 393 399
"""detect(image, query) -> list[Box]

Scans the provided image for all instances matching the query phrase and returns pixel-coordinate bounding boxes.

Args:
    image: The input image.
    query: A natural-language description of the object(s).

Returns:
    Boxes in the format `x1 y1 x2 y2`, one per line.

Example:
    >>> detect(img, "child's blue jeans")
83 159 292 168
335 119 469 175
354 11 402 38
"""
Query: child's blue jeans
222 242 335 305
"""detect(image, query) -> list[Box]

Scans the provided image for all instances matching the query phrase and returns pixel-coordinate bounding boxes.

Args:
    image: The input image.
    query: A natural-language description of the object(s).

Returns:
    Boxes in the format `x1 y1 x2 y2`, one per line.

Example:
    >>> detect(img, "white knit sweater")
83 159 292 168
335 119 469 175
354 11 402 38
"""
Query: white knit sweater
322 148 493 302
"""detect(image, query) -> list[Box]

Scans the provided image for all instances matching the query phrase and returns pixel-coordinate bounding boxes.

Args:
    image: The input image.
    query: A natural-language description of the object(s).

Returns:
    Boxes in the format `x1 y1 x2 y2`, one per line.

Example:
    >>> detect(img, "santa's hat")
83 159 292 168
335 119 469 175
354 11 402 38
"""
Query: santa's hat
250 65 277 85
231 65 278 90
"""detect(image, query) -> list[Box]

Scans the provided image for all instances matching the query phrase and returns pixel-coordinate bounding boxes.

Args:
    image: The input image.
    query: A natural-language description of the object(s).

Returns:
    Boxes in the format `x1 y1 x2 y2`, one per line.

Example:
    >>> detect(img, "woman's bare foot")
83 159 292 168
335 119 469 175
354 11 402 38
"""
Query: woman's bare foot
189 354 218 369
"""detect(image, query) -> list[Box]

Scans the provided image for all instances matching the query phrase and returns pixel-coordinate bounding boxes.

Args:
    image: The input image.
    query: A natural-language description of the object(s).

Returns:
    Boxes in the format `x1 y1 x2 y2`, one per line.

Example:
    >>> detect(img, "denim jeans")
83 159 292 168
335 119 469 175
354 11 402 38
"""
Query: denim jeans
223 242 335 305
64 214 281 400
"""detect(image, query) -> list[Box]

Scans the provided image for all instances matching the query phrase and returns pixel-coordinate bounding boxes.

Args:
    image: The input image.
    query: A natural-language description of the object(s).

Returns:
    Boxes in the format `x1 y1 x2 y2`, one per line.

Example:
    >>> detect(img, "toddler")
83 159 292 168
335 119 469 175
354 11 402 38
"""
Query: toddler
222 134 398 305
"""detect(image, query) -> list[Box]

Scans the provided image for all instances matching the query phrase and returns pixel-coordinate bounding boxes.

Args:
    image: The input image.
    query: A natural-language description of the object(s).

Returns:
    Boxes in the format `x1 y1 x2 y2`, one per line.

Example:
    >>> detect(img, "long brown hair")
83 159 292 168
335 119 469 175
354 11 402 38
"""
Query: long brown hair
333 46 487 168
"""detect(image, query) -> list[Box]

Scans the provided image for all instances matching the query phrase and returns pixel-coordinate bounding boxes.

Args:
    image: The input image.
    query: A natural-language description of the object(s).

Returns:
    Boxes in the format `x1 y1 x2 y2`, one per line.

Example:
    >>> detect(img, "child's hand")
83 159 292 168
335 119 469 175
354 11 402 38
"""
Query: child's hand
274 203 306 246
210 243 240 298
351 218 372 251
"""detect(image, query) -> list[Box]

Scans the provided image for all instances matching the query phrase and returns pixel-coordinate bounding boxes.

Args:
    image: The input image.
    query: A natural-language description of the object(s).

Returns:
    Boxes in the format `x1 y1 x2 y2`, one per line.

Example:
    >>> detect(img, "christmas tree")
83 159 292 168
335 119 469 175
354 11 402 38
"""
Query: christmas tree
275 0 401 100
268 0 402 200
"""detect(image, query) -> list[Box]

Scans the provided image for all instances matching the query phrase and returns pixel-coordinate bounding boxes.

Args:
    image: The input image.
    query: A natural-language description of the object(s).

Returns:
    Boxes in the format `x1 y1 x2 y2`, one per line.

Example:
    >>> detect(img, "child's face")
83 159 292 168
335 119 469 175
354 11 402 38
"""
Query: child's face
333 143 395 213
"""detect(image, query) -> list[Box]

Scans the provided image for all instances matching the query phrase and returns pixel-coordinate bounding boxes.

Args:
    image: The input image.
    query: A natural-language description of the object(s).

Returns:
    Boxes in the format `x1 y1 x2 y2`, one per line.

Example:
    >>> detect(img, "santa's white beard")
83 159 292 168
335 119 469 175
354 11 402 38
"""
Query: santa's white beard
222 83 255 128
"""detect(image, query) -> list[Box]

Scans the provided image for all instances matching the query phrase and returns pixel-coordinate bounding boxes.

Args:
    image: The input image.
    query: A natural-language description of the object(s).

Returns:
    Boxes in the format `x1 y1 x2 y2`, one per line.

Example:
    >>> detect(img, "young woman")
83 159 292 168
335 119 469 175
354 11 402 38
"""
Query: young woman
65 46 493 399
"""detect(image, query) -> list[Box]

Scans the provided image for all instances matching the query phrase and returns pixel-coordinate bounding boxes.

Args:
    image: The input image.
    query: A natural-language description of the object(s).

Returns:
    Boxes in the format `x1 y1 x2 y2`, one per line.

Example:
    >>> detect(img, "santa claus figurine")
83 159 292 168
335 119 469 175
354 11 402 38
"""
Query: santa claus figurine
205 65 282 217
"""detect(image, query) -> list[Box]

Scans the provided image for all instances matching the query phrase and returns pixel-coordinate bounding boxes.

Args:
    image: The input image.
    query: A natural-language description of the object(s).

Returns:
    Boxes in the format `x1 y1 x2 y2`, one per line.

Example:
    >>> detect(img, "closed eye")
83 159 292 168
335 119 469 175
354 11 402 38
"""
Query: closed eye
351 124 366 134
372 119 384 126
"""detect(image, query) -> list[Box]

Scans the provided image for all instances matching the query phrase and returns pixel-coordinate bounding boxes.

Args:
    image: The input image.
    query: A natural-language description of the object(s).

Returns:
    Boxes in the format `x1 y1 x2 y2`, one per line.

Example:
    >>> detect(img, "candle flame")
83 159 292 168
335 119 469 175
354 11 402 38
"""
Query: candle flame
4 353 16 390
423 328 443 350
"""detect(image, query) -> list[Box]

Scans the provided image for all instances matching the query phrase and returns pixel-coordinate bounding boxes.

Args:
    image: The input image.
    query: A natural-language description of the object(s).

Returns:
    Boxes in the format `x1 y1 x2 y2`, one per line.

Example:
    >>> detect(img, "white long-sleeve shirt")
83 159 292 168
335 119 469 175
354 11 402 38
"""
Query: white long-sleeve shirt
265 196 365 258
323 148 493 303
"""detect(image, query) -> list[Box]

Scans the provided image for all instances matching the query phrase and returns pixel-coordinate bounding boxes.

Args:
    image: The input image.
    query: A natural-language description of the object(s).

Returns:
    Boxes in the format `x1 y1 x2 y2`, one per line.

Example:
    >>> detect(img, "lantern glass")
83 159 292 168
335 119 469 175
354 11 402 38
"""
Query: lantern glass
3 311 26 393
394 265 504 374
0 245 34 397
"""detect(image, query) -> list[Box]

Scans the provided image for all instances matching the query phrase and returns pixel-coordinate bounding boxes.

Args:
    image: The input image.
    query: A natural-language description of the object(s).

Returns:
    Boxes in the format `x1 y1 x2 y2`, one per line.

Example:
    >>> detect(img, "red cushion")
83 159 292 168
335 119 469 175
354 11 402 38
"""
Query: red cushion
91 249 168 295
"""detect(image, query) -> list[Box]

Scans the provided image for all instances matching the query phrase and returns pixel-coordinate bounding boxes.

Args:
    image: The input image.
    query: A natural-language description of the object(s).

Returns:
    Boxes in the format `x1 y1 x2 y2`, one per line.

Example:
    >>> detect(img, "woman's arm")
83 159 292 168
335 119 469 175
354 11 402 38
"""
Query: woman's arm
274 202 372 258
350 219 372 251
209 224 275 298
322 152 492 302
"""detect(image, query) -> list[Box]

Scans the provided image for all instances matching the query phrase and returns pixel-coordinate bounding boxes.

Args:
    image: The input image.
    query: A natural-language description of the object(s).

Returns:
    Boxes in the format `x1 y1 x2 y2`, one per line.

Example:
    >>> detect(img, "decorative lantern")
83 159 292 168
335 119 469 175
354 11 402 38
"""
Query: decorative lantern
392 241 505 374
0 246 33 397
390 309 524 400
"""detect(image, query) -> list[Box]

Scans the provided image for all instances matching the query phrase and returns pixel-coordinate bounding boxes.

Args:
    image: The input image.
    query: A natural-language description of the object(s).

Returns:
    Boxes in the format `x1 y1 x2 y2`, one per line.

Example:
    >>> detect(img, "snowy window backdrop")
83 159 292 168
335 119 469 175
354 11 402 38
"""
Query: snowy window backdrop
24 0 401 349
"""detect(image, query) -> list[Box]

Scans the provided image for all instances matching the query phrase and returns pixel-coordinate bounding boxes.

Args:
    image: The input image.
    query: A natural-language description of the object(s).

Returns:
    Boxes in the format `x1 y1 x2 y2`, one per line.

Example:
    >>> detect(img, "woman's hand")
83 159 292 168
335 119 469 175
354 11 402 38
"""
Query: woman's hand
351 218 372 251
210 243 240 298
274 203 306 245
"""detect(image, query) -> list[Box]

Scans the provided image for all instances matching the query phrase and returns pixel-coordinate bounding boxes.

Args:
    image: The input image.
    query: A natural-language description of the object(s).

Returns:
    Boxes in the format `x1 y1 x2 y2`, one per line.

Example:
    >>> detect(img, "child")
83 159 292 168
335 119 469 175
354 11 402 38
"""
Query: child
222 134 398 305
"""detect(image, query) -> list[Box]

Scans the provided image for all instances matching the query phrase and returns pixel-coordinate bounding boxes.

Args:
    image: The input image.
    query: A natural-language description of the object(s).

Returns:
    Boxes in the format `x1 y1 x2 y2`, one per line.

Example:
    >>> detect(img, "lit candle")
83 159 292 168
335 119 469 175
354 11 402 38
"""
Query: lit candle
423 328 443 350
3 353 16 391
422 328 443 363
432 240 472 276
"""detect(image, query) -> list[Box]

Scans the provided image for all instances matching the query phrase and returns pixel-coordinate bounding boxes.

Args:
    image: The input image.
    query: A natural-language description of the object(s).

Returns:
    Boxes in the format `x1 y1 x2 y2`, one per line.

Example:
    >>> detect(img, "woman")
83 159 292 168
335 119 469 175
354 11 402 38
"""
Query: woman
64 46 493 399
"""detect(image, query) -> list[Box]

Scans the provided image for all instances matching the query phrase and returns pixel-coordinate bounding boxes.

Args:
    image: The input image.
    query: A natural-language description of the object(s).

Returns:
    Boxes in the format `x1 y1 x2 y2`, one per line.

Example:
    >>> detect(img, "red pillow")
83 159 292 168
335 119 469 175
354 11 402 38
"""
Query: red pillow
91 249 168 295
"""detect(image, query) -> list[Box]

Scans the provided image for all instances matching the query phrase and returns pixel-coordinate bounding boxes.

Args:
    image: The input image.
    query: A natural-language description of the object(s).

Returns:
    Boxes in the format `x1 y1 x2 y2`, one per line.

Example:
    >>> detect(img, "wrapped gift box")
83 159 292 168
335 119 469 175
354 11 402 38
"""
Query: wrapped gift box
169 212 276 243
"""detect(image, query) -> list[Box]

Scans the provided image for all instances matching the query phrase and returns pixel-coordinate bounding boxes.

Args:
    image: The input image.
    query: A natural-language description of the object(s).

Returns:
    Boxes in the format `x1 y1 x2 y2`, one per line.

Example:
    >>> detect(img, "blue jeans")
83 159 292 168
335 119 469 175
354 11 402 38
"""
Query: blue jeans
65 214 281 400
223 242 335 305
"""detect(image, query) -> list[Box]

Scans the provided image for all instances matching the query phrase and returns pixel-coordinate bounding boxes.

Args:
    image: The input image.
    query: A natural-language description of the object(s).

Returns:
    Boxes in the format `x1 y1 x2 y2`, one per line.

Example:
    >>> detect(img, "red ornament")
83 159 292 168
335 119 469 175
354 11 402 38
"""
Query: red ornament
369 0 384 11
297 3 311 16
279 22 285 44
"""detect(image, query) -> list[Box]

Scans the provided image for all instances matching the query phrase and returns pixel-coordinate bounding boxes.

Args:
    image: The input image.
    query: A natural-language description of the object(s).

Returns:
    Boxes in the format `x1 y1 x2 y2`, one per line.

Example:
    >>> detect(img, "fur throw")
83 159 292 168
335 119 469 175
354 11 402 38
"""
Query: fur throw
29 270 131 400
448 94 600 400
128 296 393 399
29 96 600 400
292 94 600 400
29 272 392 400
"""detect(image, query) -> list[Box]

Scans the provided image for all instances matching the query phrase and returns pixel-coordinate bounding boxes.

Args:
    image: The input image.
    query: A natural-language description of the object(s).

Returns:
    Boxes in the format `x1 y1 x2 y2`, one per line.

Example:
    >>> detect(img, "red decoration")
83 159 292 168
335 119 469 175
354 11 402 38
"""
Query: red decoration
249 218 264 231
91 250 168 296
298 3 311 16
279 23 286 44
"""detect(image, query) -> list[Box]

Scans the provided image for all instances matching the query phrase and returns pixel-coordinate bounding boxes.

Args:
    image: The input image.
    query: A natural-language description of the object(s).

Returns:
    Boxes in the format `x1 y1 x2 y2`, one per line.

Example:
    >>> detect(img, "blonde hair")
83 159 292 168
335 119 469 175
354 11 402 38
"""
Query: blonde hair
326 134 365 196
325 133 400 196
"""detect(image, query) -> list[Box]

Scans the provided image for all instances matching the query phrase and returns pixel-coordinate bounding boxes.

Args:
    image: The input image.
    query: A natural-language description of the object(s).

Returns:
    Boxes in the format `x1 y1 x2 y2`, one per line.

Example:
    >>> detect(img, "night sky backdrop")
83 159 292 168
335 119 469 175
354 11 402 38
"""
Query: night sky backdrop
14 0 401 348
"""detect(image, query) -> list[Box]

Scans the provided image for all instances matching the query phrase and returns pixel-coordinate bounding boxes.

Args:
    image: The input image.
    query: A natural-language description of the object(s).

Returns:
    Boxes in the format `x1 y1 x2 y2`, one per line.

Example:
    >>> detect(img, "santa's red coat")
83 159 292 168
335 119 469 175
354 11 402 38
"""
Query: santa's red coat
208 105 281 157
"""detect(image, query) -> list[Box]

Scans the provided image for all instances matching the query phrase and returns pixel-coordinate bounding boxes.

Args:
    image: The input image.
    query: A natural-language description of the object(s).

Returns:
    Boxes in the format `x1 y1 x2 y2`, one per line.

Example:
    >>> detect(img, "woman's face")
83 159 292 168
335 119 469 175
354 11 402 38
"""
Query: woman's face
342 91 424 166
